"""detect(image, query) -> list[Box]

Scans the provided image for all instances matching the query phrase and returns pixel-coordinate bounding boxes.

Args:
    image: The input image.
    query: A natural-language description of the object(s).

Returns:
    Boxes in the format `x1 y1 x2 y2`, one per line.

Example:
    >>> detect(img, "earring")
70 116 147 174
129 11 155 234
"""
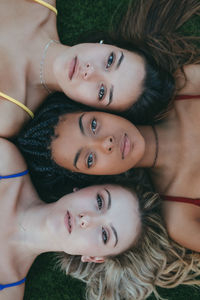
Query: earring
99 40 104 44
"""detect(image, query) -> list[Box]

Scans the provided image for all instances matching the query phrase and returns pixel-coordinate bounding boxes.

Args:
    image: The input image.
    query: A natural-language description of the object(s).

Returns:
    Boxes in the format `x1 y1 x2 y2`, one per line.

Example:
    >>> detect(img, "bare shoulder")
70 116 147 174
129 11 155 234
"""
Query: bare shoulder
163 201 200 252
0 138 27 175
0 104 27 138
0 283 24 300
176 64 200 96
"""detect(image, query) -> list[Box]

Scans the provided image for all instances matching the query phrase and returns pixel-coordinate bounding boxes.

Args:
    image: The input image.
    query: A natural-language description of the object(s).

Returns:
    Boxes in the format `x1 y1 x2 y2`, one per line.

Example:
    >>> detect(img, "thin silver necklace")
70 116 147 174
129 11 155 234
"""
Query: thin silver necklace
40 39 59 94
151 125 159 168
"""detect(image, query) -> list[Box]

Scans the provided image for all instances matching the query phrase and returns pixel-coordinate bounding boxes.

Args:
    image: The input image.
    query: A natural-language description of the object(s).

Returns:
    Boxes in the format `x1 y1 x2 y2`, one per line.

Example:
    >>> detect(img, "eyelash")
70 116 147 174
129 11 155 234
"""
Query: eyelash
98 84 106 101
102 227 108 244
91 118 97 134
106 52 115 69
97 193 104 210
87 153 94 168
96 193 109 244
97 52 115 102
86 118 97 168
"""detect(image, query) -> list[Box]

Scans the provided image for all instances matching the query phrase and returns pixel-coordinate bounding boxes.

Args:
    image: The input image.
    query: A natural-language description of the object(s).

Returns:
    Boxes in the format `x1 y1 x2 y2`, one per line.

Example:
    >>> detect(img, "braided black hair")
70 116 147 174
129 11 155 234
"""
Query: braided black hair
17 92 153 201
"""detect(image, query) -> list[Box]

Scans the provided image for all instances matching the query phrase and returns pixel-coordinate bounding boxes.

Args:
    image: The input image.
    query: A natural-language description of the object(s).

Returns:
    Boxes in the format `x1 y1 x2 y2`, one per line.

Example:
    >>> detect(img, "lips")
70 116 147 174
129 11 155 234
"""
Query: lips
120 133 131 159
64 210 72 234
69 56 78 80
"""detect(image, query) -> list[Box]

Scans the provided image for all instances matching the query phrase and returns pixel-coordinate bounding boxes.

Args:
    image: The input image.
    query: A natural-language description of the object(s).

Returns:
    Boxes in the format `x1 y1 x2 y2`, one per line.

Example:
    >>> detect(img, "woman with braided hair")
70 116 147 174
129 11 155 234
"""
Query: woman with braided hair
18 87 200 254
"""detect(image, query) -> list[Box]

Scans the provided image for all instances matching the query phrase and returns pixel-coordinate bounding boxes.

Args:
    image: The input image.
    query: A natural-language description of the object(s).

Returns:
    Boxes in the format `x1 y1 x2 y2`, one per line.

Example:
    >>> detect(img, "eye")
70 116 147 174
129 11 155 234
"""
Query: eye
91 118 97 134
98 84 106 101
87 153 94 168
97 193 103 210
102 227 108 244
106 52 115 69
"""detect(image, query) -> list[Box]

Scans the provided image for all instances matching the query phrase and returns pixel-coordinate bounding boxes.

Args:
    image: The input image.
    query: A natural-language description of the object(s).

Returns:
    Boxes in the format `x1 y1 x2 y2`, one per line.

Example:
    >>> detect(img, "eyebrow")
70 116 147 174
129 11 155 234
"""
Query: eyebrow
79 113 85 135
73 148 82 169
105 189 111 209
111 225 118 247
116 51 124 70
105 189 118 247
106 52 124 107
107 85 113 107
73 113 86 169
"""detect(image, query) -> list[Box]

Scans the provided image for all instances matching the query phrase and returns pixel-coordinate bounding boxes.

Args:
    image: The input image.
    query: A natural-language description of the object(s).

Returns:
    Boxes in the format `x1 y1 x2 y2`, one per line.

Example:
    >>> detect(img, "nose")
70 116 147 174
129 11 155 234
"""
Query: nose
100 136 114 153
81 63 94 80
78 213 91 229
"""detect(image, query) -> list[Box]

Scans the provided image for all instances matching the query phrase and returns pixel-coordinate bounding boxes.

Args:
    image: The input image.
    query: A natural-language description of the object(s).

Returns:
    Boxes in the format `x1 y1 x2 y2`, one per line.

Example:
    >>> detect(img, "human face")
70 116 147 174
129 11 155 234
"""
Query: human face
51 111 145 175
49 185 140 260
53 43 145 111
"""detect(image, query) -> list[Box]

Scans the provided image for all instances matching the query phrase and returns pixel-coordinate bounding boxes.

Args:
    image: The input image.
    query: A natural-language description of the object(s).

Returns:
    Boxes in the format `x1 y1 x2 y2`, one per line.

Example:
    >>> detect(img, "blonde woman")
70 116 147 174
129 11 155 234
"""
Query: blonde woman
0 137 199 300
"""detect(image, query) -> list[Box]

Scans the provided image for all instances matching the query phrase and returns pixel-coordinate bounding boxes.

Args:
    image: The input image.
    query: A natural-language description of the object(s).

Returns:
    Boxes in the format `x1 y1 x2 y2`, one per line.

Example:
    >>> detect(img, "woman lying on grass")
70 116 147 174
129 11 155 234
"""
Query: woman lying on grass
18 89 200 254
17 0 200 254
0 0 191 137
1 138 200 300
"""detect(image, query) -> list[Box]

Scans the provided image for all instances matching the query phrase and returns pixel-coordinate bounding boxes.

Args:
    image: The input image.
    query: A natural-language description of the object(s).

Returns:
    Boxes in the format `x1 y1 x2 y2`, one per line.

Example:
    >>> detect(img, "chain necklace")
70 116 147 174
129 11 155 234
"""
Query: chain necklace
151 125 159 168
40 39 59 94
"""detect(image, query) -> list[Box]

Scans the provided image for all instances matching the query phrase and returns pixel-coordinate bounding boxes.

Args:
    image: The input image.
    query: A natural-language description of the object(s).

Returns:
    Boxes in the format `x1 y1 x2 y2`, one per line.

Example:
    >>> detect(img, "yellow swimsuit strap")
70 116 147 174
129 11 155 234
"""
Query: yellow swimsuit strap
0 92 34 119
33 0 58 15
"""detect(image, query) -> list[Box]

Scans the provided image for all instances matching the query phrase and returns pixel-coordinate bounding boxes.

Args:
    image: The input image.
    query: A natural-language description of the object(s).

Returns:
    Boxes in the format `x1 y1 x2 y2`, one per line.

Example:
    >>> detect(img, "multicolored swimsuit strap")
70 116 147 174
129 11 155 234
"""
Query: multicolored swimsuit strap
0 277 26 291
33 0 58 15
0 92 34 119
0 170 29 180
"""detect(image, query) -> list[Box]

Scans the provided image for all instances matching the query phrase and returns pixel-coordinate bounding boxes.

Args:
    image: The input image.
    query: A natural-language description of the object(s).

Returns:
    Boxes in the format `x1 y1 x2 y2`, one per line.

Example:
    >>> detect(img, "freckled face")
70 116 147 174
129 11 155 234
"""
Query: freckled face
53 43 145 111
51 111 145 175
50 185 140 257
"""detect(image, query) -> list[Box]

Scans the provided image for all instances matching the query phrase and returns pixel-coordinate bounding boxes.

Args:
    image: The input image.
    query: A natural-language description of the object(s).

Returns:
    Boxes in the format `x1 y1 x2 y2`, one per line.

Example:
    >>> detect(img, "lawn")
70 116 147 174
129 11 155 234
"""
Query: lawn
24 0 200 299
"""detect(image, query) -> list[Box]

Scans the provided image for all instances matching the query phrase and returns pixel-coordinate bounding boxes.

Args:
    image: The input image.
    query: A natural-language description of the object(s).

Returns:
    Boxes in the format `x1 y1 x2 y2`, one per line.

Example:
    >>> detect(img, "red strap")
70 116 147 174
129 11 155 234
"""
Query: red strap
175 94 200 101
162 195 200 207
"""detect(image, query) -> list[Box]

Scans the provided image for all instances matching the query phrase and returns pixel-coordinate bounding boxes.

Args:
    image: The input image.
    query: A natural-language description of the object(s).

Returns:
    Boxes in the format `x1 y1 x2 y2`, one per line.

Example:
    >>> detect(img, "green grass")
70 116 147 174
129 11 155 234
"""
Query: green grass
24 0 200 299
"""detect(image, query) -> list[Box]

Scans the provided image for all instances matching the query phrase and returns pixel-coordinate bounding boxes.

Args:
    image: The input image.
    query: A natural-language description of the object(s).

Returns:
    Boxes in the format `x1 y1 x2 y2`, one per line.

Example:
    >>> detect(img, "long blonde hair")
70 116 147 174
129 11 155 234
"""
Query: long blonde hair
58 185 200 300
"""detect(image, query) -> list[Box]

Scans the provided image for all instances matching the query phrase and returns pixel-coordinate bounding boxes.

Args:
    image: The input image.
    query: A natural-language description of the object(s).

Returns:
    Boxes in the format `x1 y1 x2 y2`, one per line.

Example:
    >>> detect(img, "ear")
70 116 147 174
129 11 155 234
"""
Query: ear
81 255 105 264
73 187 79 192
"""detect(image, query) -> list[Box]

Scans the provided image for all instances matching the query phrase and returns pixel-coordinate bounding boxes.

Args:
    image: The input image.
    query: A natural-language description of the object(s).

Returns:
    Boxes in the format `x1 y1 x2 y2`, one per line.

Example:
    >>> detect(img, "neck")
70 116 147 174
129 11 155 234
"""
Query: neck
12 198 68 277
136 120 180 171
28 39 69 93
135 126 158 168
16 202 64 257
42 42 70 92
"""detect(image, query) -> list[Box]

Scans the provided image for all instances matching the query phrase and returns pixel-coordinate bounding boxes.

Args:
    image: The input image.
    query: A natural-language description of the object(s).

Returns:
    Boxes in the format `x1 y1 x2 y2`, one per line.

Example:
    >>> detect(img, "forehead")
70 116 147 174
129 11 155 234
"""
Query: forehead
81 42 120 52
106 184 140 253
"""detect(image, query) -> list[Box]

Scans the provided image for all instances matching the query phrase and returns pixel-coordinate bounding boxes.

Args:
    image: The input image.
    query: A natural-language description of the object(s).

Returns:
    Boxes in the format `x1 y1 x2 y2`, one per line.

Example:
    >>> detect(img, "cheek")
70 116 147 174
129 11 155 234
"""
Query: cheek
70 82 97 104
51 135 77 170
73 230 98 254
92 155 128 175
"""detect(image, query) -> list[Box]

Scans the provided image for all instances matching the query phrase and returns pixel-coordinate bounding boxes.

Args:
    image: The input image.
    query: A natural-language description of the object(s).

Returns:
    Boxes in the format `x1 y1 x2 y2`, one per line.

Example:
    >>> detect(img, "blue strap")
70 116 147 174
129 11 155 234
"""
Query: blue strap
0 170 29 180
0 277 26 290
